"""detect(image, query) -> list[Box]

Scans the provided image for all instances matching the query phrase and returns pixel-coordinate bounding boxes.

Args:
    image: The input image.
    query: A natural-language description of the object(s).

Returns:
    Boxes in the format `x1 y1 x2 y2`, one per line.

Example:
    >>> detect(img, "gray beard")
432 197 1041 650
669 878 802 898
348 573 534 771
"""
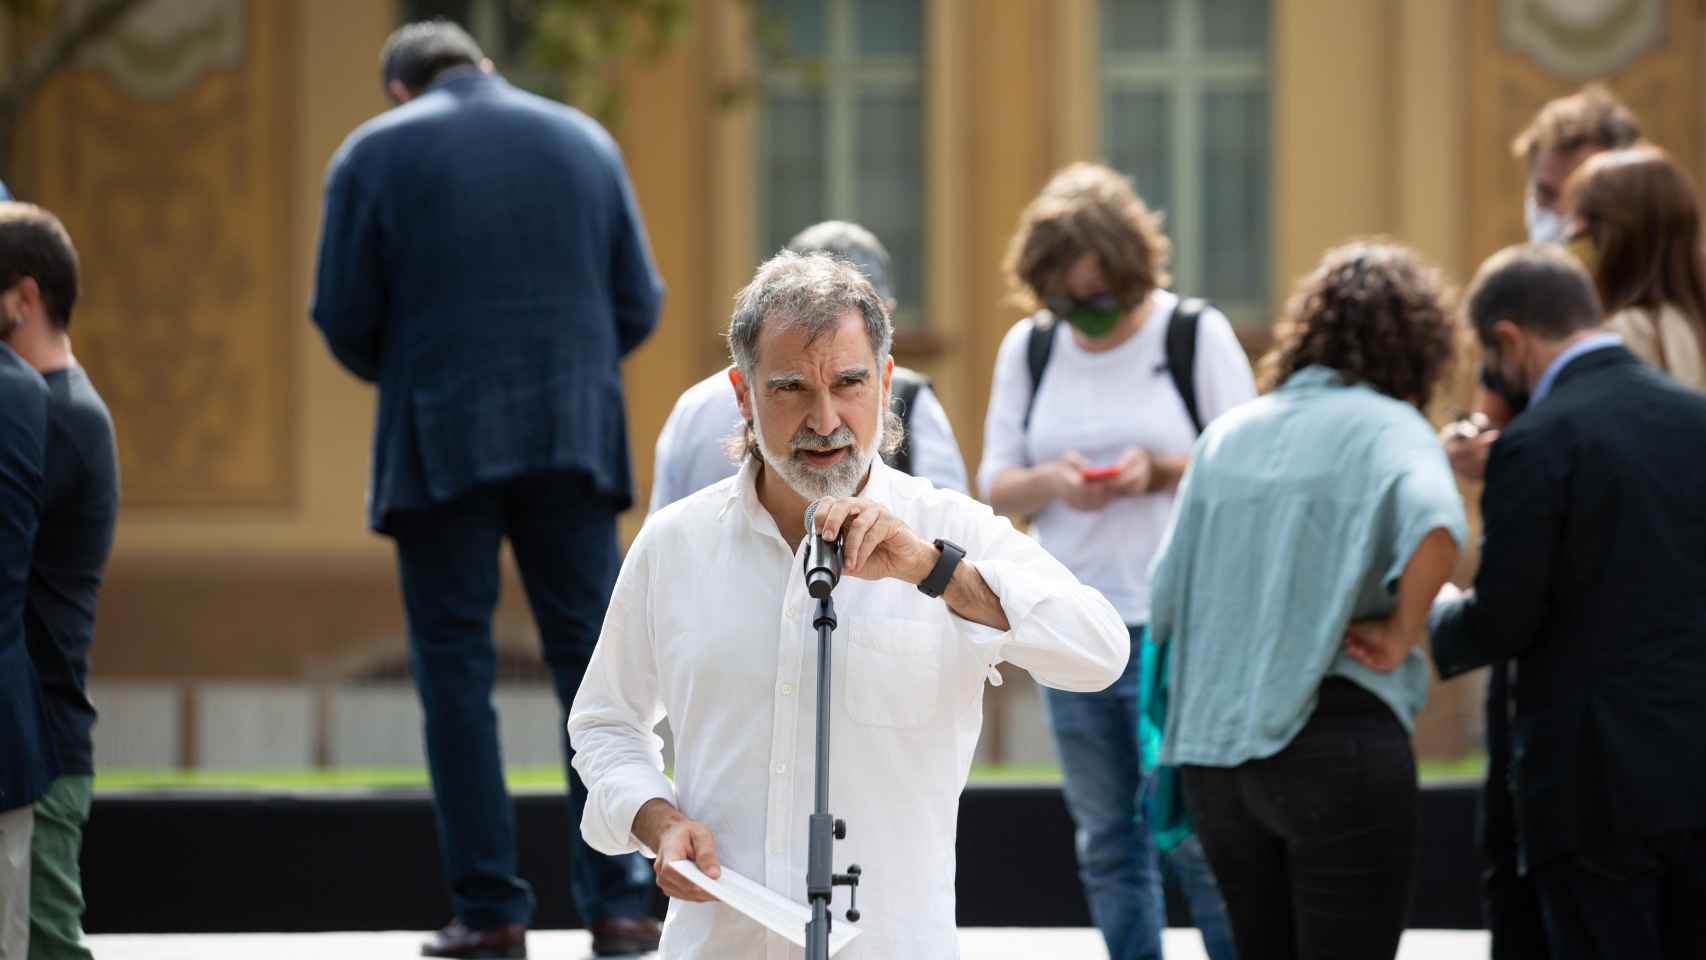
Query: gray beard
752 412 883 502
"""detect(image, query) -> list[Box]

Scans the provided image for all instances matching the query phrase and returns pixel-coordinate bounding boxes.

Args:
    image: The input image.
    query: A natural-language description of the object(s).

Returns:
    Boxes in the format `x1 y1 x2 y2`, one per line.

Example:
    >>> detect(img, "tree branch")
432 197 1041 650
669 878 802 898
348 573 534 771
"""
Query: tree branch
0 0 145 117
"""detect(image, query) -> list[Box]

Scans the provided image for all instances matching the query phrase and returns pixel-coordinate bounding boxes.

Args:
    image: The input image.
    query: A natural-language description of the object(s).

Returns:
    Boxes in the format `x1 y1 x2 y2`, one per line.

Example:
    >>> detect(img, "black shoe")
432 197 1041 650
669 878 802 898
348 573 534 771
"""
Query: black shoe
589 917 662 957
421 919 528 959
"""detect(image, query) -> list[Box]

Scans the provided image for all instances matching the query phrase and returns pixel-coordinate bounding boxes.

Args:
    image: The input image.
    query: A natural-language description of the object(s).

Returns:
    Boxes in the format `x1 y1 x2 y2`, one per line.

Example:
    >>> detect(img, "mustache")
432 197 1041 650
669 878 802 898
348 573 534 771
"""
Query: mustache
790 425 856 452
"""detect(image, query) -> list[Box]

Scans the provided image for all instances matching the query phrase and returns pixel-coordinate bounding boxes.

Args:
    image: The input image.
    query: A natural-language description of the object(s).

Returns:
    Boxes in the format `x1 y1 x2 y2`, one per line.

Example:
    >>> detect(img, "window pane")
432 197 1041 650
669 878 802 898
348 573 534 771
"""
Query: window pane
762 92 828 258
1203 0 1268 54
1103 90 1173 227
1100 0 1169 55
856 0 922 58
761 0 827 59
1200 90 1268 304
855 91 925 318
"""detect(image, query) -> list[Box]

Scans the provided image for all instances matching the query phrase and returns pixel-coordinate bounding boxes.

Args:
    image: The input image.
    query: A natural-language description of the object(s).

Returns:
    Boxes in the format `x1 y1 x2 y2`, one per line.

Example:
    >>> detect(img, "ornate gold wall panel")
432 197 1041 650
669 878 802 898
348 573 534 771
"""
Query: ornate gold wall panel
1469 0 1698 265
16 0 296 507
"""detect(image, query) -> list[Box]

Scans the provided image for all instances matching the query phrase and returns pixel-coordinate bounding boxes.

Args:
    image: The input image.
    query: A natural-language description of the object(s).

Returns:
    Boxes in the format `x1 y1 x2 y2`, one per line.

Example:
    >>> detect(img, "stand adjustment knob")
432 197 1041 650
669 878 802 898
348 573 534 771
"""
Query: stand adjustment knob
833 819 847 840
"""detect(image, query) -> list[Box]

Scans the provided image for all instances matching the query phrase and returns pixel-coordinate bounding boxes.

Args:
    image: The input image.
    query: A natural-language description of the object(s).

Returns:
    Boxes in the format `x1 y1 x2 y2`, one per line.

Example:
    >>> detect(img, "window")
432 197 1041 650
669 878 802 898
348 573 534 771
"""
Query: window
1101 0 1270 328
758 0 927 328
400 0 563 100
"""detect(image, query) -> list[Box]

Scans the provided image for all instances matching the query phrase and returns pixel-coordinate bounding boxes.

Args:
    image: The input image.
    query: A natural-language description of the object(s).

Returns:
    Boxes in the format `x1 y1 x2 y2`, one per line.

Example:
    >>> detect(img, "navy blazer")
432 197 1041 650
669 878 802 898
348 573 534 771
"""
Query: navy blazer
1432 346 1706 869
312 71 663 532
0 344 54 811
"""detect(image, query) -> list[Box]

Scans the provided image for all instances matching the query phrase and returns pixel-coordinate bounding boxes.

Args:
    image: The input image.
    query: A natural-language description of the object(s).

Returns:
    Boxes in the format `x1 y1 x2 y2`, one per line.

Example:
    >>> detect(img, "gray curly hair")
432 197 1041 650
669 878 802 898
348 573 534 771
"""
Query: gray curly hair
725 251 903 461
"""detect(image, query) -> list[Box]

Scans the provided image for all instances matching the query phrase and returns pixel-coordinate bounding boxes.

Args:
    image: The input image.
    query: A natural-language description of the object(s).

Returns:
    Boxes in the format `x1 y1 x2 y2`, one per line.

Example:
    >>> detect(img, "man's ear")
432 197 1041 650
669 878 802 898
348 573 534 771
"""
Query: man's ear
1490 319 1524 357
730 366 752 422
387 79 414 104
480 58 496 74
882 355 894 393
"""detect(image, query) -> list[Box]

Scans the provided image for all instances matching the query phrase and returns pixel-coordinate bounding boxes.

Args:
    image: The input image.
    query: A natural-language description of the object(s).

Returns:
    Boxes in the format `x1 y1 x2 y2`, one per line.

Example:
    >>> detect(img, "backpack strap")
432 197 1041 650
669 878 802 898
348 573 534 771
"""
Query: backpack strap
884 366 930 476
1022 315 1059 432
1166 298 1206 435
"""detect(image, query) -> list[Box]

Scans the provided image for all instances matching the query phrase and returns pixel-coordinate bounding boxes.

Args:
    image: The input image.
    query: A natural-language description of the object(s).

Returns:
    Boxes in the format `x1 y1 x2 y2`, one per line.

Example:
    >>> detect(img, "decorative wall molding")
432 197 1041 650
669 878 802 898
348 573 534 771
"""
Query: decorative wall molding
72 0 246 101
1500 0 1665 81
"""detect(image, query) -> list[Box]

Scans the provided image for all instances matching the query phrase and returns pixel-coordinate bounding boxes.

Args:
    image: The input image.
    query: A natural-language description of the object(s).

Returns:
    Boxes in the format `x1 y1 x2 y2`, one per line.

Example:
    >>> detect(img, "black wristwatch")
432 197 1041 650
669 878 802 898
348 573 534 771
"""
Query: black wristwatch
917 539 966 599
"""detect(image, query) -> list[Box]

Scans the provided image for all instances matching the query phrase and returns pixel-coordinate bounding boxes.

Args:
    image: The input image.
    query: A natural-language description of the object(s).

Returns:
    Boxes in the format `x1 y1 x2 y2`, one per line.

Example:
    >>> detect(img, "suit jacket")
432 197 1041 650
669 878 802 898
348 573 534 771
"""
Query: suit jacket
1432 345 1706 869
311 70 663 532
0 344 54 811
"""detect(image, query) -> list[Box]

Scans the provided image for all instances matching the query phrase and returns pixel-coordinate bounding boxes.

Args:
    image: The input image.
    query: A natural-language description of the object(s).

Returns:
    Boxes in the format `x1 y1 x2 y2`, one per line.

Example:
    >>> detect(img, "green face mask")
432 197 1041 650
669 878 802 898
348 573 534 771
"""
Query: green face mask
1046 293 1123 338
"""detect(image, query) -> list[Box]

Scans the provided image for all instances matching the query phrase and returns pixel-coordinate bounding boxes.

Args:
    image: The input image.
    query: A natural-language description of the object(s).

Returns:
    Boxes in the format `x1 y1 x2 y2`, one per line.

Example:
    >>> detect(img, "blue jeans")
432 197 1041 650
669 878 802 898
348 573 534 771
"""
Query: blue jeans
391 471 654 930
1043 626 1237 960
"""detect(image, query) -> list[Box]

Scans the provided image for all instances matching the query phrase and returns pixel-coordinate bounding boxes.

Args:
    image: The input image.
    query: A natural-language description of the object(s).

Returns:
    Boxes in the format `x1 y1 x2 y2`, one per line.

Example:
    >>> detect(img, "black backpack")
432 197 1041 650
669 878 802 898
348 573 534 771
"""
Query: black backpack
1022 297 1208 435
883 366 930 476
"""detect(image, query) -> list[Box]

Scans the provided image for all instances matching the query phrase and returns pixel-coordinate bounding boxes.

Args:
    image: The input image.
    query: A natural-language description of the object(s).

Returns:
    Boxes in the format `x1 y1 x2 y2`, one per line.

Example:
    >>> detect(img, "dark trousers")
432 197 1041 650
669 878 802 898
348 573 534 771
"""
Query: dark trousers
1482 662 1550 960
1531 830 1706 960
1181 679 1417 960
389 470 653 930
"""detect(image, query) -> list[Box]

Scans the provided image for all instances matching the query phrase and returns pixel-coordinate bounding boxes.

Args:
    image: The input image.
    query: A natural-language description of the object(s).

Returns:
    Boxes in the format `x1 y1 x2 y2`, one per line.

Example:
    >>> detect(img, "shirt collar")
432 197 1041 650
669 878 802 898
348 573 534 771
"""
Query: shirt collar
1531 332 1622 407
1278 365 1343 391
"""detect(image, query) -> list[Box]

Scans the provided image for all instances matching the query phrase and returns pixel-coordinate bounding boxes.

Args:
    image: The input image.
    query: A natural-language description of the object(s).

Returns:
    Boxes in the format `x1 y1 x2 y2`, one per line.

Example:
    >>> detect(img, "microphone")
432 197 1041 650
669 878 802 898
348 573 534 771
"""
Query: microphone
803 499 842 599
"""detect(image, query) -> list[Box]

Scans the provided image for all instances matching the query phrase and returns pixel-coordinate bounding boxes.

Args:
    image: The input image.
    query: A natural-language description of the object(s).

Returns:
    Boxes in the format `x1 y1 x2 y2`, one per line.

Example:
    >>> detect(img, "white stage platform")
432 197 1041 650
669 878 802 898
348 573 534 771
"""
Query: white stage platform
90 928 1490 958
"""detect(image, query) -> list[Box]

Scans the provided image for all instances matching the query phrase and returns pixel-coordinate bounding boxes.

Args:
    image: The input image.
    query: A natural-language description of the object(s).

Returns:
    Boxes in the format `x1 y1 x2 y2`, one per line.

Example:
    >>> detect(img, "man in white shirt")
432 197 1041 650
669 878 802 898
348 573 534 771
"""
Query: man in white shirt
569 252 1129 959
648 221 968 514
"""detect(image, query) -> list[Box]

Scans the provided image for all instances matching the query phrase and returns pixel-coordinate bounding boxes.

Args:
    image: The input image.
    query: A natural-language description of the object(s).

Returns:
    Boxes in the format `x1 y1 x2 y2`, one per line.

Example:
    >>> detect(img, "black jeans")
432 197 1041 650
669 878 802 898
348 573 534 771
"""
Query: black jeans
389 470 654 929
1531 829 1706 959
1181 678 1417 960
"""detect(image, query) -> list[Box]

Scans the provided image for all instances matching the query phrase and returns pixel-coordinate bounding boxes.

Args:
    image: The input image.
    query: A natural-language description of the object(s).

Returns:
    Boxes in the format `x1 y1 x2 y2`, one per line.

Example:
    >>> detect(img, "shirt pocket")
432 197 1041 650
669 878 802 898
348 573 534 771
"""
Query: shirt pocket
843 617 943 729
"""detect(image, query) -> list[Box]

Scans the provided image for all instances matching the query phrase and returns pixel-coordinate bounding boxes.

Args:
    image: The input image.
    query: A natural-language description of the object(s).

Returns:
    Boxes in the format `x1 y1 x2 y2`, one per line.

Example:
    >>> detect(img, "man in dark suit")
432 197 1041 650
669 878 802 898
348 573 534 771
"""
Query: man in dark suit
1424 245 1706 959
0 326 51 959
311 20 663 960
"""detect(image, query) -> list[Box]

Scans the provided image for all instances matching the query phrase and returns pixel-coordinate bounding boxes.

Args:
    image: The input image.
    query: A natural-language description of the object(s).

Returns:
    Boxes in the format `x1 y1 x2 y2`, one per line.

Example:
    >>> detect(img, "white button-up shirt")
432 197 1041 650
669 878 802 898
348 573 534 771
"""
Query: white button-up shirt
570 459 1128 959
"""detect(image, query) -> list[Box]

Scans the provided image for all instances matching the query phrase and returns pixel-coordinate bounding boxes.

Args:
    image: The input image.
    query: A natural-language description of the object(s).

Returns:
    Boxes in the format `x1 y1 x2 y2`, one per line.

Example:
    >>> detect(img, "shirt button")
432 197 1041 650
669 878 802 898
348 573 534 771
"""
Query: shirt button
780 683 794 697
775 762 788 775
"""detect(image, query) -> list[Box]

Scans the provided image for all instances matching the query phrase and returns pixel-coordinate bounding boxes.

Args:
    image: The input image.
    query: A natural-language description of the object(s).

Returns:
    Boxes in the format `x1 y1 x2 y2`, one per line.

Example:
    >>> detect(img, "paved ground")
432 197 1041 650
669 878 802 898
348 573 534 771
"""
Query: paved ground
89 929 1490 958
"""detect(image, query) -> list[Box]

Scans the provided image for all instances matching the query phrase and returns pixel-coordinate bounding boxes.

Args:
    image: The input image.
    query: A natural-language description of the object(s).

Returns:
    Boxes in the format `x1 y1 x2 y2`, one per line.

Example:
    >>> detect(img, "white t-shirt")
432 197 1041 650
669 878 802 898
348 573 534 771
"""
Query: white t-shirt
648 368 969 514
976 291 1258 623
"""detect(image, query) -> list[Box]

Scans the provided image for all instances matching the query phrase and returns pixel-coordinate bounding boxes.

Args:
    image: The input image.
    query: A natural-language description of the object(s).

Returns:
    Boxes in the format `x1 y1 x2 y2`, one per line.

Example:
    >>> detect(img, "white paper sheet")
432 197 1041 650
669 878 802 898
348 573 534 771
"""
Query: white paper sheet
668 859 862 955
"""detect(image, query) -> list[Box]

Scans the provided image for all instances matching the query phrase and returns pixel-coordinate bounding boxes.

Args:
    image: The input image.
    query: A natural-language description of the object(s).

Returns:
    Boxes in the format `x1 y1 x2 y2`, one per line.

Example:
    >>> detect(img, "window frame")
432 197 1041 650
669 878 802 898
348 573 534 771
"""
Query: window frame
1098 0 1270 329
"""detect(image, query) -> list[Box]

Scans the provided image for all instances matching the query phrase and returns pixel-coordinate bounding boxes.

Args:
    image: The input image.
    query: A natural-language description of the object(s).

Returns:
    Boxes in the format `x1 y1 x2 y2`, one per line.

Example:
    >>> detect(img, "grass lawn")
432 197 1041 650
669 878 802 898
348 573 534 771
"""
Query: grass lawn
96 755 1487 793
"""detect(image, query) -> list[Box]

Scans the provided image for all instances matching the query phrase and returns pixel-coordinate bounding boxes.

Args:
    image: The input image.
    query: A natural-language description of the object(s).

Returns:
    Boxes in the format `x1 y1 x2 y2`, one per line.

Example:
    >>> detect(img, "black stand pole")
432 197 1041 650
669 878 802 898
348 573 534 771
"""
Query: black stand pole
805 594 860 960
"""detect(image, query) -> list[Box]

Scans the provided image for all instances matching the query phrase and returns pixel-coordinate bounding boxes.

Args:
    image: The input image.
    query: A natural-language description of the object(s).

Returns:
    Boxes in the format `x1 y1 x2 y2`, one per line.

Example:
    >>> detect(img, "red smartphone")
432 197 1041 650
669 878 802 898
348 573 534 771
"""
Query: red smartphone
1080 465 1121 482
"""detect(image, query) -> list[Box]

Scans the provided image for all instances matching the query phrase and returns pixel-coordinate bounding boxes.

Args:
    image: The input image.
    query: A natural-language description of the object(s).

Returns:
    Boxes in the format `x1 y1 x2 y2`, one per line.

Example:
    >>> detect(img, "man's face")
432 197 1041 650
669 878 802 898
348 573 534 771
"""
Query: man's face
734 309 891 501
1528 144 1598 216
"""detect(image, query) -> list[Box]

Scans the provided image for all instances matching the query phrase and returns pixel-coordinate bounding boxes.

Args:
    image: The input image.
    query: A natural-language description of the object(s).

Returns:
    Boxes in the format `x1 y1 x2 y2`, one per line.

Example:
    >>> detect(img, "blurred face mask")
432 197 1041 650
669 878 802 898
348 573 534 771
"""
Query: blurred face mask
1525 190 1569 246
1045 293 1123 339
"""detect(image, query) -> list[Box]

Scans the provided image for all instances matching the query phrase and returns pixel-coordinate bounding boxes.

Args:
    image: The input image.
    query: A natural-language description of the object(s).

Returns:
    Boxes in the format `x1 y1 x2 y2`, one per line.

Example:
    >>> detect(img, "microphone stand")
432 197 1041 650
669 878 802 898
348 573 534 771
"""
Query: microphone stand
805 589 861 960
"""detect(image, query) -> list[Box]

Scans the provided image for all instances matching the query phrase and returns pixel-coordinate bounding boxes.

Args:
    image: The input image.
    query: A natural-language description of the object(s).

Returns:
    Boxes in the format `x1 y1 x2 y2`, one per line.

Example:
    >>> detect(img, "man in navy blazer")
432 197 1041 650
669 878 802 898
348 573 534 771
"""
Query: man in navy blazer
1408 246 1706 959
311 20 663 960
0 338 51 959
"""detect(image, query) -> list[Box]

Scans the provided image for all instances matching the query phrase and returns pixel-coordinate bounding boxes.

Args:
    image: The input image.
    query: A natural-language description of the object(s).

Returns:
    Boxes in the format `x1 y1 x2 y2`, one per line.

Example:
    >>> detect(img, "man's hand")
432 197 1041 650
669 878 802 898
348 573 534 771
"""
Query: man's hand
634 798 721 903
1441 414 1497 482
1343 617 1414 674
814 496 937 582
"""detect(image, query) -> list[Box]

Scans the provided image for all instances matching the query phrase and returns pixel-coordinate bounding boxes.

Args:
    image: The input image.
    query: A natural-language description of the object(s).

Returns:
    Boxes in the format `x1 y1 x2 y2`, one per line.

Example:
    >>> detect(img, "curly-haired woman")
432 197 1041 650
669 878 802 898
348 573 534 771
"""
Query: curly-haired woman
979 162 1254 960
1147 240 1469 960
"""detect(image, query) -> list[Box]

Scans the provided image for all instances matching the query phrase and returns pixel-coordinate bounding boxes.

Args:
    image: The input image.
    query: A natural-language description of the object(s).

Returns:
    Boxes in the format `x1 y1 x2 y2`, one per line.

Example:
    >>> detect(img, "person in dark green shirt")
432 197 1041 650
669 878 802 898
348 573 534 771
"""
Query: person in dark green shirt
0 202 118 960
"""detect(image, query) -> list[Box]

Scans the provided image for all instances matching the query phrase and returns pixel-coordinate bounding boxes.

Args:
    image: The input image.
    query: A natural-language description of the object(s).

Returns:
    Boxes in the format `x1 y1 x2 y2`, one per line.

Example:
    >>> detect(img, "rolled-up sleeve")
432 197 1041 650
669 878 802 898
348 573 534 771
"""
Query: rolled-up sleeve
568 530 677 855
953 502 1129 692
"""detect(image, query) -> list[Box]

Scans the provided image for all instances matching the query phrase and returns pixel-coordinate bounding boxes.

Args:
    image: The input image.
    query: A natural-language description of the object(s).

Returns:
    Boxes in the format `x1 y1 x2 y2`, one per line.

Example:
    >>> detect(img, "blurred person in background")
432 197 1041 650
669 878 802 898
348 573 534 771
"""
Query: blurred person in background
650 221 967 513
0 267 50 960
1437 84 1641 960
979 162 1252 960
1152 240 1467 960
1562 145 1706 391
0 204 118 960
311 19 663 959
1426 245 1706 960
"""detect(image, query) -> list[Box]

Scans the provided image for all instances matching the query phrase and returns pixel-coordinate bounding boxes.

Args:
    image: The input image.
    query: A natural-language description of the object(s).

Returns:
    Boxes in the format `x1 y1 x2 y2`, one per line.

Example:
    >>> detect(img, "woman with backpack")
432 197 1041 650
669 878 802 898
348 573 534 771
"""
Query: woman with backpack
978 162 1255 960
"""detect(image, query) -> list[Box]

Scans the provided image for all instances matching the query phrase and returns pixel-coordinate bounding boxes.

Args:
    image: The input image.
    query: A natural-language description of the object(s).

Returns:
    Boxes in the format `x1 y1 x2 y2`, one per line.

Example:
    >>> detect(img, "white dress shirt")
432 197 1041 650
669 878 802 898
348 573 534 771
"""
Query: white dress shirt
571 459 1128 959
648 369 969 514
